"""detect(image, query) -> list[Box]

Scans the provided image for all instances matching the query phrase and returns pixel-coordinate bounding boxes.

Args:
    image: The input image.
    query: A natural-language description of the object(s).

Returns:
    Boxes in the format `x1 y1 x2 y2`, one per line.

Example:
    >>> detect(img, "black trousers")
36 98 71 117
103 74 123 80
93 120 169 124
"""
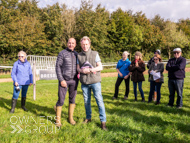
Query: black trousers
114 76 130 98
56 78 79 106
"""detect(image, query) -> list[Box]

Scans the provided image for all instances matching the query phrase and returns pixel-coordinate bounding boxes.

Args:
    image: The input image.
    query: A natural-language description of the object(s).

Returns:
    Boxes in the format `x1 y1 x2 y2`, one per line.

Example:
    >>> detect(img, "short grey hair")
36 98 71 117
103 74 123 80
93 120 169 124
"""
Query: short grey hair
80 36 91 44
18 51 27 57
123 51 130 56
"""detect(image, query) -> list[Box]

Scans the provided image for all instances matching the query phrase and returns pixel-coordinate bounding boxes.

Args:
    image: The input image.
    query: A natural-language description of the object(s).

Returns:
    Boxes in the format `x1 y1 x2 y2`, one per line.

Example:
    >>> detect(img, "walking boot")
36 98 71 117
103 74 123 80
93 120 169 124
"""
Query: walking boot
135 97 137 101
10 98 17 113
21 97 28 111
153 91 157 102
69 104 76 125
142 98 145 102
83 119 92 124
55 106 62 127
101 122 108 131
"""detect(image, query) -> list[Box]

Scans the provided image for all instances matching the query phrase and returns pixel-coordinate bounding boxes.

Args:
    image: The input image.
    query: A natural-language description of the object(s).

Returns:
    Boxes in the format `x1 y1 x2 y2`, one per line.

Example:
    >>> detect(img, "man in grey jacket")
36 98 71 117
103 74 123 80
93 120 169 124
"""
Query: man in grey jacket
77 36 107 130
54 38 78 127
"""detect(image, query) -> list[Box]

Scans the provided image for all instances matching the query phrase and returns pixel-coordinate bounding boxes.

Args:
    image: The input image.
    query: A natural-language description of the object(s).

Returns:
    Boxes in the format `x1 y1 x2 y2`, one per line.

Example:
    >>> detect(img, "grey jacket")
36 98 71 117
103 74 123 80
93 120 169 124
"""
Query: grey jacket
78 48 101 85
56 48 78 81
148 62 164 83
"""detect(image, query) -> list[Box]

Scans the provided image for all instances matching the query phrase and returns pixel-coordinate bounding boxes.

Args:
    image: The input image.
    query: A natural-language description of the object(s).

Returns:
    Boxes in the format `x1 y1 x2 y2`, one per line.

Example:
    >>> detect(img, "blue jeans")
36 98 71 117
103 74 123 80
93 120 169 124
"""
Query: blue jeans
81 82 106 122
13 85 29 99
148 81 162 102
168 79 184 107
133 82 144 98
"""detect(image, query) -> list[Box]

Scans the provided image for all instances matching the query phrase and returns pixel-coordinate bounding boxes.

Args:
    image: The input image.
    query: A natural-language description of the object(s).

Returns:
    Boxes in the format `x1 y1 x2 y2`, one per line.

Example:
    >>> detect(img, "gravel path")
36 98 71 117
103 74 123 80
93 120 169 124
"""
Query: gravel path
1 68 190 82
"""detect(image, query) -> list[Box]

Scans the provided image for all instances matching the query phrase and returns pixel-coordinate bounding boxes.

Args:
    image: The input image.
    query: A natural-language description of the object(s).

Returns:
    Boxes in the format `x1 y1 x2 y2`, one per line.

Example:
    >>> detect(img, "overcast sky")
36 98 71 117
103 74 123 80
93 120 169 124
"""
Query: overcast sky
38 0 190 22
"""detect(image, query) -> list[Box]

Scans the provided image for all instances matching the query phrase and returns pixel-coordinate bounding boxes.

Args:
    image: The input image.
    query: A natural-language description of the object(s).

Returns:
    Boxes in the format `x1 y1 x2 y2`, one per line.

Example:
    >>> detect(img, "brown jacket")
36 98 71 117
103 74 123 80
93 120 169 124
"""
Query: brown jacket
129 60 145 82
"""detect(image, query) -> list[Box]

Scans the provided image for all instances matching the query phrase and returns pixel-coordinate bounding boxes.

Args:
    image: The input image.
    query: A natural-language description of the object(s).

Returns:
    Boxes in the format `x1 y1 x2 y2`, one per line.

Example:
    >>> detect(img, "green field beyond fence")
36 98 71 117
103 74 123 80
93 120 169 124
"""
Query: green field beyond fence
0 73 190 143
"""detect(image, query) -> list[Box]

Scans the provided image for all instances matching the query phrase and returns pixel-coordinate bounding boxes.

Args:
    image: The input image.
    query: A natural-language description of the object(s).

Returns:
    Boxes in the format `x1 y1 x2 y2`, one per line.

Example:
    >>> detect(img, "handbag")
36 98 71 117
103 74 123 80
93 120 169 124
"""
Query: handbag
155 79 160 82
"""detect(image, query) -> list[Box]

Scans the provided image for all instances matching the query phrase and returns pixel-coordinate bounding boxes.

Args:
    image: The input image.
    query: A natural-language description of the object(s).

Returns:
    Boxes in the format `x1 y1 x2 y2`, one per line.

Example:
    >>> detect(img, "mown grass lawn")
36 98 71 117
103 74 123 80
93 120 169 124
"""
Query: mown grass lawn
0 73 190 143
0 74 11 79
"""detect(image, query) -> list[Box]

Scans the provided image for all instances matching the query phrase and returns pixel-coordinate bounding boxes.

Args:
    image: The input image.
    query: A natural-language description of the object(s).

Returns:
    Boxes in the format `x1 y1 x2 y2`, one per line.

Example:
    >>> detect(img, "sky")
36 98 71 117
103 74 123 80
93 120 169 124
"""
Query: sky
37 0 190 22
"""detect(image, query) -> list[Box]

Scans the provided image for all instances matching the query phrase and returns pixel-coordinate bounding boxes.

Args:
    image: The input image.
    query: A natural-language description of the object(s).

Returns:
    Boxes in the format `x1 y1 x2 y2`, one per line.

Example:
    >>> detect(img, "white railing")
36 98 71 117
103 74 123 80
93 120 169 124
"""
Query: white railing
1 56 190 73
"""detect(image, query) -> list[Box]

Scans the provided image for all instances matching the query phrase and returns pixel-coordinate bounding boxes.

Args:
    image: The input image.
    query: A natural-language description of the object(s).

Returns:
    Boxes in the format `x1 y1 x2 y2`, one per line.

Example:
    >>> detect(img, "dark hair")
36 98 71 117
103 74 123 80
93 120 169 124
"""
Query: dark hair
155 50 161 55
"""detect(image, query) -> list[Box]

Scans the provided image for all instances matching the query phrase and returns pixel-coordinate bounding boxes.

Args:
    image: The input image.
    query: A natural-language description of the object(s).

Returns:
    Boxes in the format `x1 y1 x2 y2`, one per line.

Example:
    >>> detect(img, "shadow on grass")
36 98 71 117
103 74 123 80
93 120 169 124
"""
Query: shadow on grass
105 105 190 134
0 97 66 123
5 90 13 95
106 124 189 143
102 90 190 112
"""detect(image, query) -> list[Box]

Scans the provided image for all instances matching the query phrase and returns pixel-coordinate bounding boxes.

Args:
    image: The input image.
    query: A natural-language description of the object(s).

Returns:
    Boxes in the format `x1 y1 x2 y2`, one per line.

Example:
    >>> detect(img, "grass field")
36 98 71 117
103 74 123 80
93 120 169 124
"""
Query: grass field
0 73 190 143
0 74 11 79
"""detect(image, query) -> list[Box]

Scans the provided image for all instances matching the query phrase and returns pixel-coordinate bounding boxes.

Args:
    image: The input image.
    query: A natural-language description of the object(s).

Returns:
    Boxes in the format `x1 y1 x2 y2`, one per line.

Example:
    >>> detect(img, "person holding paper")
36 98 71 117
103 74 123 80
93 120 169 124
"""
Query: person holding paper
129 51 145 102
77 36 107 130
166 48 186 109
147 49 161 101
148 54 164 105
112 51 131 100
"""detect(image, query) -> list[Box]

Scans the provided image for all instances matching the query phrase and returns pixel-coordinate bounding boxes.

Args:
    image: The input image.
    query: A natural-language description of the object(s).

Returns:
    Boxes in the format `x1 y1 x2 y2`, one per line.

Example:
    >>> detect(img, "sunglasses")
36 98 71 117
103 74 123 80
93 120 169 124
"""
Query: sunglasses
18 56 24 58
154 58 158 61
174 52 180 54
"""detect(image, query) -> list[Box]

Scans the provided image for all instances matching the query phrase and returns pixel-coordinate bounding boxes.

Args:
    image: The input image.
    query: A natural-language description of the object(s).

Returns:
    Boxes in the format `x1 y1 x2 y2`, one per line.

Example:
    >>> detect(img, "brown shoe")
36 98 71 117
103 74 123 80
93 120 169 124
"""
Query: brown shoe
124 96 128 100
83 119 91 124
112 97 117 100
101 122 108 131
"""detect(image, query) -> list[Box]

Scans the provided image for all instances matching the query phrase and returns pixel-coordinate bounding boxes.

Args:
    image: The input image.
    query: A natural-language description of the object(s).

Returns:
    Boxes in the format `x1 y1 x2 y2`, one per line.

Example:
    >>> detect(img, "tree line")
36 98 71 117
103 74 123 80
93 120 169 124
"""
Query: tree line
0 0 190 64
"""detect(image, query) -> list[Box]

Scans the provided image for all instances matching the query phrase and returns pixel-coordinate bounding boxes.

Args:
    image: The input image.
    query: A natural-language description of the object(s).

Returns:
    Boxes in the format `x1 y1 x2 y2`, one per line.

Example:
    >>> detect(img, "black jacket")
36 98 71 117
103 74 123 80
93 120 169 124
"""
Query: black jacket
166 56 186 80
147 57 154 69
56 48 78 81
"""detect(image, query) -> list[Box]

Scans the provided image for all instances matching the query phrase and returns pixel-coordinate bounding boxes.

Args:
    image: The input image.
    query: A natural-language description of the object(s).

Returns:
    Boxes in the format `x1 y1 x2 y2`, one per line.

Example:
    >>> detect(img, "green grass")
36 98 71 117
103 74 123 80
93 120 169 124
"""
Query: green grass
0 73 190 142
0 74 11 79
186 63 190 68
102 68 116 73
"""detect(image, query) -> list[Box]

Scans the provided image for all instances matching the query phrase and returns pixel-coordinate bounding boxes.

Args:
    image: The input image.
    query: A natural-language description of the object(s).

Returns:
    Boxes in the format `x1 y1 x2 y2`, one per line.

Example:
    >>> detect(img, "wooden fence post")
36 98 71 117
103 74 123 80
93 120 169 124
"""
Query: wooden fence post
33 62 36 100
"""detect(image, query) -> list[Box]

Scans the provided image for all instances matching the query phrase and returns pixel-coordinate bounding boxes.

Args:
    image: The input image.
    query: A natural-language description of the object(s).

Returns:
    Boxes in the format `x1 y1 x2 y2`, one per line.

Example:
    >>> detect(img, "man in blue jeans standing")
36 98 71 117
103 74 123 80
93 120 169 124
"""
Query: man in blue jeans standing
77 36 107 130
166 48 186 109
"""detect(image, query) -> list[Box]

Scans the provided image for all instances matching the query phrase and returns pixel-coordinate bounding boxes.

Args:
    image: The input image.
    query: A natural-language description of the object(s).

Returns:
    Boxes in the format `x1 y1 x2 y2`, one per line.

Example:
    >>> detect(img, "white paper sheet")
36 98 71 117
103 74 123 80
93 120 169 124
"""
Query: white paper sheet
151 71 161 81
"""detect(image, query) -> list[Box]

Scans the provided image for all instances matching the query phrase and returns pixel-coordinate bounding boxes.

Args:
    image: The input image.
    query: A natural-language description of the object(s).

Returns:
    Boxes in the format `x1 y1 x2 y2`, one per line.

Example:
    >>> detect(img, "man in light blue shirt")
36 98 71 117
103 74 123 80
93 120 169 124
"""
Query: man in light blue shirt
113 51 131 100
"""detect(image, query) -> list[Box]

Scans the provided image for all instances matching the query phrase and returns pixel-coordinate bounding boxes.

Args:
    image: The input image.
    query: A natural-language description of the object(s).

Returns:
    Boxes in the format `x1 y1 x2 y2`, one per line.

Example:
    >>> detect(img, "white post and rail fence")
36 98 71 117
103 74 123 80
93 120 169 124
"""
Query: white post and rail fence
1 55 190 100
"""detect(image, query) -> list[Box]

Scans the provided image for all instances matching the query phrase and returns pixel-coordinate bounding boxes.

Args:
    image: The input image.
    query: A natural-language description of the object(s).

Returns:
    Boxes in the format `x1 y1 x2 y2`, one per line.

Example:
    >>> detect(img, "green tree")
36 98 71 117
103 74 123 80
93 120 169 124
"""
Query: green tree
41 3 65 55
107 8 135 60
150 14 166 31
133 12 164 60
162 21 189 58
75 0 109 58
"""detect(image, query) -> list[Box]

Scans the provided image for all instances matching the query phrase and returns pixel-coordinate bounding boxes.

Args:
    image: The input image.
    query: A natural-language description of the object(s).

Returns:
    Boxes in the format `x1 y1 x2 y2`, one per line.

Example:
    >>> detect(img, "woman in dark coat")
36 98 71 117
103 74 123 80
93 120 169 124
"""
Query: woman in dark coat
148 54 164 105
129 51 145 101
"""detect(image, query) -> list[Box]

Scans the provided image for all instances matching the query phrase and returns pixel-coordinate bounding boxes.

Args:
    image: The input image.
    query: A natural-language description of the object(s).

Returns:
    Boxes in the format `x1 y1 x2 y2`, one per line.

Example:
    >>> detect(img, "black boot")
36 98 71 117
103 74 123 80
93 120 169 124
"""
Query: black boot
21 97 28 111
10 98 17 113
135 97 137 101
142 98 145 102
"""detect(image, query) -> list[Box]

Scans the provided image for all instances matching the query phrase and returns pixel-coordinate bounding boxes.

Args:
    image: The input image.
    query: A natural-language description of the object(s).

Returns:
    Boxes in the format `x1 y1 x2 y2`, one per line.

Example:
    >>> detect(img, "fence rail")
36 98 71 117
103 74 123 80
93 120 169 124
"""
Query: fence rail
1 55 190 75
